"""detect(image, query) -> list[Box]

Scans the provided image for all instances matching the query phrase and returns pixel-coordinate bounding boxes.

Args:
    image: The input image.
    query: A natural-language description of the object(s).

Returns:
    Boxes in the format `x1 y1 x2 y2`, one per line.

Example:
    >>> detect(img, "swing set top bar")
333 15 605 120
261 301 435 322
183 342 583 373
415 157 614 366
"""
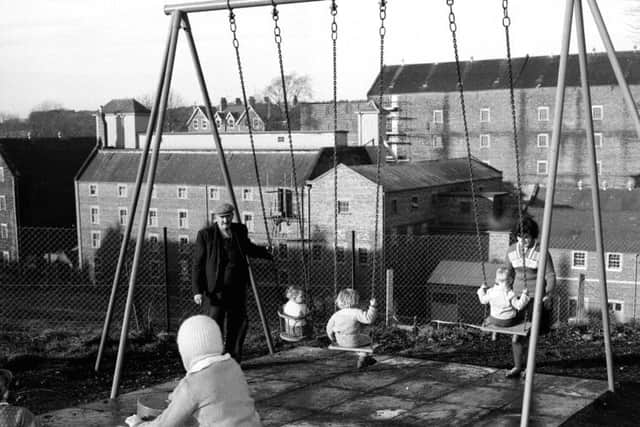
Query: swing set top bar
164 0 326 15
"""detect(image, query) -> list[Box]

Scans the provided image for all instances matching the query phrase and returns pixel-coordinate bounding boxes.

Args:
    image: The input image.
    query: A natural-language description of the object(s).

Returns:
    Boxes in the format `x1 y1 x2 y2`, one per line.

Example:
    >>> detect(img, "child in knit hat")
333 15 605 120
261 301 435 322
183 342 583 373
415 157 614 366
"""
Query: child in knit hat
0 368 39 427
125 315 261 427
477 266 530 327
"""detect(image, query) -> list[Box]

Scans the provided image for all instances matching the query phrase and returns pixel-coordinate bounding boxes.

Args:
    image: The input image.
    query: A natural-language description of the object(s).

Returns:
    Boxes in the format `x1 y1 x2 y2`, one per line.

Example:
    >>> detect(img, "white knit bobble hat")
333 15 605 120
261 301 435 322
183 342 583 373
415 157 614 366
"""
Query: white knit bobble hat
177 315 224 371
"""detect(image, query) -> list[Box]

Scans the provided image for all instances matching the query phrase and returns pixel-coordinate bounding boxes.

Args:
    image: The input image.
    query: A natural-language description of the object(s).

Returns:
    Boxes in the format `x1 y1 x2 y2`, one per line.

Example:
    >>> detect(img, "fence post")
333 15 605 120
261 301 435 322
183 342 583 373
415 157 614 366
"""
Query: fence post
386 268 393 326
351 231 356 289
163 227 170 332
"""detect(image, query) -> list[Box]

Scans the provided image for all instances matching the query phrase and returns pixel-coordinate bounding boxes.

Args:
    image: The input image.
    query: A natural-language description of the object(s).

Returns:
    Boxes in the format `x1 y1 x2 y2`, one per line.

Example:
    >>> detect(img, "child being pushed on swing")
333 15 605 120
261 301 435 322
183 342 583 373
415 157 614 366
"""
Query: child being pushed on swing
477 266 530 328
326 289 377 369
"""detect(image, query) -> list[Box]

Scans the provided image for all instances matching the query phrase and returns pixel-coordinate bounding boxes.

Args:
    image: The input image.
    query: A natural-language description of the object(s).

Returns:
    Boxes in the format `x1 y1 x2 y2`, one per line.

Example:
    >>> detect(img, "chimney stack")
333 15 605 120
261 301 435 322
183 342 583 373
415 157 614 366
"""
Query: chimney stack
249 96 256 106
235 97 242 105
220 97 228 111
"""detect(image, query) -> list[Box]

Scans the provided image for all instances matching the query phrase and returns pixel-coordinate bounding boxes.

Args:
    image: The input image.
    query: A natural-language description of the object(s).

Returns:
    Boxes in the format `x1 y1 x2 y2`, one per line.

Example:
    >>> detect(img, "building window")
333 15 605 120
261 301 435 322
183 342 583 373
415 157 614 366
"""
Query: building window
253 119 261 129
537 160 548 175
148 233 159 244
277 136 285 143
336 246 345 262
312 244 321 260
117 184 127 198
209 187 220 200
432 135 443 148
479 134 490 148
358 248 368 264
91 231 101 249
215 118 222 128
608 300 623 314
1 251 9 262
537 106 550 121
193 119 199 130
606 253 622 271
242 188 253 201
177 186 188 199
89 183 98 196
0 167 4 182
227 117 235 128
90 206 100 225
148 209 158 227
410 196 419 211
572 251 587 269
0 224 7 239
337 200 349 214
118 207 128 226
202 119 208 130
433 109 443 124
480 108 490 122
179 235 189 246
594 133 603 147
178 210 189 229
278 188 293 217
391 199 398 214
279 243 288 259
592 105 603 120
243 212 255 232
537 133 549 148
0 195 6 211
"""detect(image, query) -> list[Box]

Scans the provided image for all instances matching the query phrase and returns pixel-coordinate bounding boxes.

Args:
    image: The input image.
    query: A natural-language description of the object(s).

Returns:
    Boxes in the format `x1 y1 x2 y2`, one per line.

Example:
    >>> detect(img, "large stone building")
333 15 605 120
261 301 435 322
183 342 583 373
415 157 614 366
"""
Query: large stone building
0 138 96 261
367 51 640 189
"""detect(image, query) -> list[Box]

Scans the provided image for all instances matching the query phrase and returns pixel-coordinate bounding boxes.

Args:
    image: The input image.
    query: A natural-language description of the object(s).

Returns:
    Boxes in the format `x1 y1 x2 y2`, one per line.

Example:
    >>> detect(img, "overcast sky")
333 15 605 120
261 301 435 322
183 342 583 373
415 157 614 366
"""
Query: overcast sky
1 0 635 118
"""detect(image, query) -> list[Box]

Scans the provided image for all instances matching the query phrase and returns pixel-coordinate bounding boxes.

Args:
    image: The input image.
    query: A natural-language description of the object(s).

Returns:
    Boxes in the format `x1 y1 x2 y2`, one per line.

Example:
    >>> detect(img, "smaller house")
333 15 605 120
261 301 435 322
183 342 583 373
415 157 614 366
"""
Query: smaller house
185 97 284 133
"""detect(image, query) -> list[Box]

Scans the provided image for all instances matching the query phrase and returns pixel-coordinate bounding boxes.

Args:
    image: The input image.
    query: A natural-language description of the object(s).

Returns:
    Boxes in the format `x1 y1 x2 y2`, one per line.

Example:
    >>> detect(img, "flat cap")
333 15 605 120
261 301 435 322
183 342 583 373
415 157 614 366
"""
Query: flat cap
213 202 234 216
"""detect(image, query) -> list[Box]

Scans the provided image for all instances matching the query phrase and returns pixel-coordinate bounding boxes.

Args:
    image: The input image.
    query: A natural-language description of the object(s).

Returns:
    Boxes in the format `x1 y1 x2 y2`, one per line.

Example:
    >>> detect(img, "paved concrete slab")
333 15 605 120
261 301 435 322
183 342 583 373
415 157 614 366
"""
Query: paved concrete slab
38 346 608 426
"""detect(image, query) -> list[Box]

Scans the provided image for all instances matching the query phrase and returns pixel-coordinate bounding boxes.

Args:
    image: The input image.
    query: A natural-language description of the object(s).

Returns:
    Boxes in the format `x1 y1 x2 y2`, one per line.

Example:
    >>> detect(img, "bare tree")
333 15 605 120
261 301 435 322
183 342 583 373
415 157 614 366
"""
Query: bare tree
31 100 64 112
626 0 640 46
262 72 313 105
136 90 191 132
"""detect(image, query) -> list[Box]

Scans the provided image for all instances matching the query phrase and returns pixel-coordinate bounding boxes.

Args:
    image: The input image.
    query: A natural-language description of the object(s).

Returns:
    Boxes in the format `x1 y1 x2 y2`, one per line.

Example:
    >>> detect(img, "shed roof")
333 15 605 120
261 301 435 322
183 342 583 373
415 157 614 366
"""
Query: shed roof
367 51 640 96
348 158 501 191
427 260 502 287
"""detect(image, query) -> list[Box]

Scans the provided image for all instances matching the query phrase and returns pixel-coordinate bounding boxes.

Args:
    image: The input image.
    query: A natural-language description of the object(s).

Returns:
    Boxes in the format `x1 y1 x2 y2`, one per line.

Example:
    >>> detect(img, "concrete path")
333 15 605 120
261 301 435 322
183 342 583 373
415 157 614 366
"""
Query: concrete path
39 346 607 426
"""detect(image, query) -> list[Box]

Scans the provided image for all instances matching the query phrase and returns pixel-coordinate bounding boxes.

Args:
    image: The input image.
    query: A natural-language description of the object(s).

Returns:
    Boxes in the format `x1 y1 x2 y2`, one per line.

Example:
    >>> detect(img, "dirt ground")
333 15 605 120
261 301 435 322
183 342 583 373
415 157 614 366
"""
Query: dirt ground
3 323 640 425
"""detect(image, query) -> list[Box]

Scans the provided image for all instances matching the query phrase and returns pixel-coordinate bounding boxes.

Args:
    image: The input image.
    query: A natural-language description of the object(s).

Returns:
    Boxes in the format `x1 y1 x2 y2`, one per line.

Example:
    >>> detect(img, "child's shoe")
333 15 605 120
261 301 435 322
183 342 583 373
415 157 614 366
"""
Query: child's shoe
357 355 376 369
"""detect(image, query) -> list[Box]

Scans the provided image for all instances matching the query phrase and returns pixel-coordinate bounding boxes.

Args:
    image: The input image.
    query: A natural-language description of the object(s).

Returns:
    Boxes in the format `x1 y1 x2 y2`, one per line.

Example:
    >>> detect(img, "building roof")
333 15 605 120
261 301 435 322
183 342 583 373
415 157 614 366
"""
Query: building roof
367 51 640 96
102 99 150 114
78 146 372 186
348 158 502 192
427 260 502 287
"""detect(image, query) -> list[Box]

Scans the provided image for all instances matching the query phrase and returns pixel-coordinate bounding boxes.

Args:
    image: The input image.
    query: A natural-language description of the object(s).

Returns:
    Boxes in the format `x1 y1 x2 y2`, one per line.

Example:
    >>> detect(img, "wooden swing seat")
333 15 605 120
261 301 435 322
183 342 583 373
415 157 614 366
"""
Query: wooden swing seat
477 321 531 339
328 343 374 354
277 310 309 343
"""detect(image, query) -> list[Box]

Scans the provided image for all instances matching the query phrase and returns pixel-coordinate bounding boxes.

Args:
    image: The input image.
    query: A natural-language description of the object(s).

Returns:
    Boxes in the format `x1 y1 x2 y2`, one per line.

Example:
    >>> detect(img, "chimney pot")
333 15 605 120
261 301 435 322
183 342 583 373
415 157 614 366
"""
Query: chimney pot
220 97 228 111
235 98 242 105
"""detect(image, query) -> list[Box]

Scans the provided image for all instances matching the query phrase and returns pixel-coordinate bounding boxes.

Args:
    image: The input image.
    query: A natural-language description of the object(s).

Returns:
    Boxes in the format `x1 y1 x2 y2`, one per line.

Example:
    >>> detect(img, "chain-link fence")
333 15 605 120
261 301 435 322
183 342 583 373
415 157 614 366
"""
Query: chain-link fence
2 227 638 352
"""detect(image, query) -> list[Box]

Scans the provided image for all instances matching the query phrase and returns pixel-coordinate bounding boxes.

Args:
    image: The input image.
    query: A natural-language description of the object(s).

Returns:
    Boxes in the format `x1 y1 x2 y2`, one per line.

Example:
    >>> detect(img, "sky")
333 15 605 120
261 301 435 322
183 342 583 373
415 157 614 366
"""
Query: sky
1 0 636 118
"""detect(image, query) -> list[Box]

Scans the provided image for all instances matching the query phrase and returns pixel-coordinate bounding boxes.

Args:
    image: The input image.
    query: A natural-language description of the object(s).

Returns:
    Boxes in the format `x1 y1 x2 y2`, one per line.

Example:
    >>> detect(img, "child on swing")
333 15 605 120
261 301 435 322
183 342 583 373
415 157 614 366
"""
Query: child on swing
477 266 530 328
283 285 308 333
326 288 377 368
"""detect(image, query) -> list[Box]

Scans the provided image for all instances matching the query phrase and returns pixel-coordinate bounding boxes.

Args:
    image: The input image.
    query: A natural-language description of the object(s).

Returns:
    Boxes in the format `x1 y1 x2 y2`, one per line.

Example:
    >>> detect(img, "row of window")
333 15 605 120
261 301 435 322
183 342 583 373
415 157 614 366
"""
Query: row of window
89 208 257 232
193 116 263 131
476 133 605 149
536 160 602 176
88 184 235 201
430 105 604 124
572 250 622 271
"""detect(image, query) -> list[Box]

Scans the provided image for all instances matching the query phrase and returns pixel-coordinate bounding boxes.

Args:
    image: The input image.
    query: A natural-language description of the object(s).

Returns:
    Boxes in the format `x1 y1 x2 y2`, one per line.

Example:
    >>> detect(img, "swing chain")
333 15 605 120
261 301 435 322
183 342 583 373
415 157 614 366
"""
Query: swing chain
331 1 338 41
270 0 310 289
330 0 339 298
370 0 386 295
502 0 511 28
226 2 277 274
447 0 488 287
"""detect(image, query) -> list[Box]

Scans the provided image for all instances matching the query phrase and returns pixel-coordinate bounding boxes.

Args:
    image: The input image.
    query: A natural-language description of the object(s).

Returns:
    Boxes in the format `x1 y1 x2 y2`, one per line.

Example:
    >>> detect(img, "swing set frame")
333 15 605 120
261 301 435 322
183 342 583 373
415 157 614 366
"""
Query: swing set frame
90 1 640 426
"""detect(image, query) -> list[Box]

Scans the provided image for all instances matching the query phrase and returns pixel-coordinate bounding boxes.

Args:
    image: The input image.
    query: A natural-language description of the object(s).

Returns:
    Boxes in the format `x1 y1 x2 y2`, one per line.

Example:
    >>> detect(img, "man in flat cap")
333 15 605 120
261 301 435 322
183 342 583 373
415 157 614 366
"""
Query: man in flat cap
192 202 272 363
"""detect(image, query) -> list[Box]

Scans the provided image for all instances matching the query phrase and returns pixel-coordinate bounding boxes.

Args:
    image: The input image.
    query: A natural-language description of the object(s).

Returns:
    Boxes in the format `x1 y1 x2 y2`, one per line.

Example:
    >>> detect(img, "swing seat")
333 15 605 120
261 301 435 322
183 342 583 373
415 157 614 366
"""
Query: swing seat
278 310 310 342
477 321 531 339
328 343 374 354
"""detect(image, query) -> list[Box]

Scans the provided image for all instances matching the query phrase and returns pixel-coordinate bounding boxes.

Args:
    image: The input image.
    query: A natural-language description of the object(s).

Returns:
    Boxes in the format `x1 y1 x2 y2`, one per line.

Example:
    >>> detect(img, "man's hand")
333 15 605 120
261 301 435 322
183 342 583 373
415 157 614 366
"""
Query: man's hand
542 294 552 309
194 294 203 305
370 298 377 307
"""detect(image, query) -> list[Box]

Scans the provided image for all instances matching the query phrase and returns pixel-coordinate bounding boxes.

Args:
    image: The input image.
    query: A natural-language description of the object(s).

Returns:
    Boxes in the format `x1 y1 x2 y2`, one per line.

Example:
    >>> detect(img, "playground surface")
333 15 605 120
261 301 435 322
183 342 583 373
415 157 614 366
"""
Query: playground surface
38 346 608 426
